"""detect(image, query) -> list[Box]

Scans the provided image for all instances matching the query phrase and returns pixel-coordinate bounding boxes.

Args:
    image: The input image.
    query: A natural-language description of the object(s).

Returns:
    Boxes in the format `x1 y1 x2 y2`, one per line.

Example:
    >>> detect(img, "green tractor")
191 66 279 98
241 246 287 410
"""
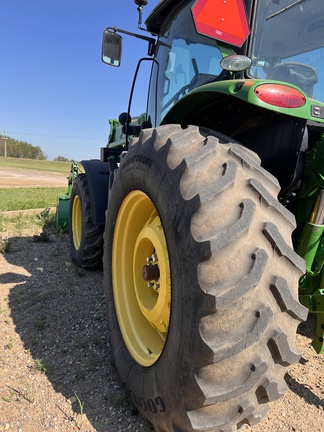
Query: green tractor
67 0 324 430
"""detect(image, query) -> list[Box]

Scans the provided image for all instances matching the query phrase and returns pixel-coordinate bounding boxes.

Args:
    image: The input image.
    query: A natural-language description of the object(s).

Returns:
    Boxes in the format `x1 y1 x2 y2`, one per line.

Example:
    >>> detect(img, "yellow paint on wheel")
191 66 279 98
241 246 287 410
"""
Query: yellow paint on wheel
112 190 171 367
72 195 82 250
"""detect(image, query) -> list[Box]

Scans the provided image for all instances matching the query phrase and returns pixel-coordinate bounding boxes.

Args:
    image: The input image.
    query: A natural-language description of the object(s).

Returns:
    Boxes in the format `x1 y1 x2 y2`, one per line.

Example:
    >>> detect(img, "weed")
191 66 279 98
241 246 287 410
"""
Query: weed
92 335 100 346
5 340 14 350
34 315 46 331
32 358 52 374
75 335 87 348
89 352 101 369
4 318 10 325
114 390 128 408
6 381 35 404
73 392 84 430
0 237 11 254
0 208 57 238
33 231 51 242
75 367 86 380
31 292 48 303
75 267 86 277
30 335 38 346
2 396 12 402
13 287 23 304
19 381 35 403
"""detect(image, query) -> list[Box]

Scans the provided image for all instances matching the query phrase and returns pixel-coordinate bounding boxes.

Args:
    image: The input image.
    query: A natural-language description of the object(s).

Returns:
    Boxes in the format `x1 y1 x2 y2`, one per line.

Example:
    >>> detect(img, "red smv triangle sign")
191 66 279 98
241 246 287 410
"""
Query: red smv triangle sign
192 0 250 47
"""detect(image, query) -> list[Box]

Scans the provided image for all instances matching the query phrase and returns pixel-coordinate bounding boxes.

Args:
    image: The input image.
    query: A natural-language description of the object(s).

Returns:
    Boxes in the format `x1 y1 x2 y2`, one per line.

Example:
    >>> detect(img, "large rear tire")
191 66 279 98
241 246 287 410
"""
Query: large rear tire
70 174 104 269
103 125 308 431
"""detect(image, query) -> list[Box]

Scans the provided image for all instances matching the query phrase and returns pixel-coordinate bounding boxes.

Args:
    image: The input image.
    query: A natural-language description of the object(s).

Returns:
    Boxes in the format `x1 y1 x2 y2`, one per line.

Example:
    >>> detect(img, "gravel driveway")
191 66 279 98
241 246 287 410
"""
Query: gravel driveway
0 220 323 432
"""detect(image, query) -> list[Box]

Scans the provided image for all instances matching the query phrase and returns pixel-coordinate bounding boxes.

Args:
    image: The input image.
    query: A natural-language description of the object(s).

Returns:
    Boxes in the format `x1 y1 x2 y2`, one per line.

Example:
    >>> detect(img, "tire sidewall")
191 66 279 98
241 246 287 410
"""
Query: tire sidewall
104 140 208 423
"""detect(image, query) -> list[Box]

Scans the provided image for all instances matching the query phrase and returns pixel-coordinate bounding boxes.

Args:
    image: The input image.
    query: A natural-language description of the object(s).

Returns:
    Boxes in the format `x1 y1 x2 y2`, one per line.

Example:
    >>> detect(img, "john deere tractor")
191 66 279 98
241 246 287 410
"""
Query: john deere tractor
67 0 324 430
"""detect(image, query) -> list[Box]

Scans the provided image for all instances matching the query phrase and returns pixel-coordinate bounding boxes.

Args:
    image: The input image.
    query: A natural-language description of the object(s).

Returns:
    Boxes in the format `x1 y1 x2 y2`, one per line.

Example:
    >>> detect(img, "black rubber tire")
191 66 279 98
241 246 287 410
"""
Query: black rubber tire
103 125 308 432
69 174 104 269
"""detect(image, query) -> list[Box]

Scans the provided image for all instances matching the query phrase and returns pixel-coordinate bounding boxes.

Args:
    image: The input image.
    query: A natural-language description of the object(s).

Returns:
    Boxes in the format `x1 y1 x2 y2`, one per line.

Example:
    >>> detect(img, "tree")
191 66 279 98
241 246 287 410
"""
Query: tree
54 156 71 162
0 135 47 159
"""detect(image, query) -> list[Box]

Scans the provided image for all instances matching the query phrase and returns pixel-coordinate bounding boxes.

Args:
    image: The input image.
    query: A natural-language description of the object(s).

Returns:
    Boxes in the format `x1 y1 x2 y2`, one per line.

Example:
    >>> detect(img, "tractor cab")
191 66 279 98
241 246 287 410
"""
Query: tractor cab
103 0 324 127
249 0 323 101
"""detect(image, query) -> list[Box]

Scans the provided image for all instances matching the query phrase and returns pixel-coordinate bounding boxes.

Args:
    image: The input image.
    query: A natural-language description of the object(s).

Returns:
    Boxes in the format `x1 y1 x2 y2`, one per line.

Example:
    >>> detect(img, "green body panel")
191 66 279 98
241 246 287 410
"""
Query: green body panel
300 291 324 354
297 223 324 274
56 162 80 232
162 78 324 125
56 196 70 231
107 115 146 149
108 119 126 147
294 137 324 353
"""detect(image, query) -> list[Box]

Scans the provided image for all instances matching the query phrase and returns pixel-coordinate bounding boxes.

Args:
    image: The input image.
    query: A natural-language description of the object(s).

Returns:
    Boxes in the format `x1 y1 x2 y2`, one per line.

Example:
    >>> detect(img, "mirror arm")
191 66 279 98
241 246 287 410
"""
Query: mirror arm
107 26 156 56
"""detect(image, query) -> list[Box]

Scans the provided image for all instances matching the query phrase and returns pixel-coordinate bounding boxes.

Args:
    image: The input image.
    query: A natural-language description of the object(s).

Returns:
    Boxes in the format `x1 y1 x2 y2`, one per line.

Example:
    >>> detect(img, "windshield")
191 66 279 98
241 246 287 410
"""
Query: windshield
148 0 223 125
249 0 324 102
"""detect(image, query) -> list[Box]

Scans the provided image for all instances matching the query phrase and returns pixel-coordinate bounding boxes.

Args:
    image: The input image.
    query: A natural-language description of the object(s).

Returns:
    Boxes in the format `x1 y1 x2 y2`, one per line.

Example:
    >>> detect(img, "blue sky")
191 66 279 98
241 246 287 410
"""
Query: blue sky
0 0 159 161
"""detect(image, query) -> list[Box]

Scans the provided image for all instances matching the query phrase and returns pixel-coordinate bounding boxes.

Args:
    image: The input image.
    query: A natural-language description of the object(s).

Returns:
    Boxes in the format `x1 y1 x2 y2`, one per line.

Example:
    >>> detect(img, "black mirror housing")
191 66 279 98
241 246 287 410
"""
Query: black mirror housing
102 30 122 67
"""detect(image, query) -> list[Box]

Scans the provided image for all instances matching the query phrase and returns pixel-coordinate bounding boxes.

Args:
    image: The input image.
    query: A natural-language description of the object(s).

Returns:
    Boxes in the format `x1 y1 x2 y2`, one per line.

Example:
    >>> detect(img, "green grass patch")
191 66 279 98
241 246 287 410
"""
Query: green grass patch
0 187 66 212
0 156 73 174
0 209 57 238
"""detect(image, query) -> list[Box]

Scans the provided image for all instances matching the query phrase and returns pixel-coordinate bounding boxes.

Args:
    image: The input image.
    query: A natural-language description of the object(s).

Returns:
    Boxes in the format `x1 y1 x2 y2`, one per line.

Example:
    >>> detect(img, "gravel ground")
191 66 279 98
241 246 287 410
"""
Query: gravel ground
0 218 323 432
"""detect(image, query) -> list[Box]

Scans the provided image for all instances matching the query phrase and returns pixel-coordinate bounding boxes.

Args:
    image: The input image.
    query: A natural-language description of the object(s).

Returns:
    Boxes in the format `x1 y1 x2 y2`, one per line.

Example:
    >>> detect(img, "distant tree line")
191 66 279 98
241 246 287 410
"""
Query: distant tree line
0 135 47 160
54 156 73 162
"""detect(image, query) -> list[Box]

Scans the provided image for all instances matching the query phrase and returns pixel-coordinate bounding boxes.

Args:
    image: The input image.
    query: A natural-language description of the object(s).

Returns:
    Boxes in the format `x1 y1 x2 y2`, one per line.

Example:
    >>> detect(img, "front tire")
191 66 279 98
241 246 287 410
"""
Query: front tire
70 174 104 269
103 125 308 431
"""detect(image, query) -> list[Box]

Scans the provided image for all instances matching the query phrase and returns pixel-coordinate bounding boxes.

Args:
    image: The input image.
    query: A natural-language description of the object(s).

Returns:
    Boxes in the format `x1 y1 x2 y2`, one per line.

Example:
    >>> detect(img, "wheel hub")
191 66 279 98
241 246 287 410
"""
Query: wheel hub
142 263 160 282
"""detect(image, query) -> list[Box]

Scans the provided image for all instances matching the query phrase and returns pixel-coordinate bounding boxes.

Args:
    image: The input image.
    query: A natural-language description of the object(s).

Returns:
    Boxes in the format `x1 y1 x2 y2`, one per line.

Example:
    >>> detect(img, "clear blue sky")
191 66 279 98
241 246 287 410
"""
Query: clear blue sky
0 0 159 161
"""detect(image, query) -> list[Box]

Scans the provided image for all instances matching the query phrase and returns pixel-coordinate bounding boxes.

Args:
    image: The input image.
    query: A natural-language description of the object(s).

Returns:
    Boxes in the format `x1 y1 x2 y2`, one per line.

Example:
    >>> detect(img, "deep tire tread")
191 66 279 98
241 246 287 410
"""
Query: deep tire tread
70 174 104 269
166 127 305 430
104 125 307 432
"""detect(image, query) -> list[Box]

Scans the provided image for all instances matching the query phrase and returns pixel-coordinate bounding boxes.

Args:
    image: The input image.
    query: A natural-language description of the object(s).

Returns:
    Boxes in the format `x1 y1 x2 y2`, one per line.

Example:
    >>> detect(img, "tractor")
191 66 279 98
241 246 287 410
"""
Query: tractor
64 0 324 430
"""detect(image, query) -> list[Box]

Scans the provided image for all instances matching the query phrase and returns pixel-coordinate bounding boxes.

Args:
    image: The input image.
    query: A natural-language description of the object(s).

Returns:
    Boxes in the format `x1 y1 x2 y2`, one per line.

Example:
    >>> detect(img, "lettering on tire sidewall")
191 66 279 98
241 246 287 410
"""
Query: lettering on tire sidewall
122 154 153 169
129 390 166 414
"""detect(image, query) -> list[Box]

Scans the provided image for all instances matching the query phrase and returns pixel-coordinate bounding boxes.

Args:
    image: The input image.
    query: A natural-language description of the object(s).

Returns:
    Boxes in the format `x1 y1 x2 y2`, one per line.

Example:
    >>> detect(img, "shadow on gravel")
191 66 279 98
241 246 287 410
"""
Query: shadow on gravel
2 234 144 431
286 315 324 410
285 372 324 410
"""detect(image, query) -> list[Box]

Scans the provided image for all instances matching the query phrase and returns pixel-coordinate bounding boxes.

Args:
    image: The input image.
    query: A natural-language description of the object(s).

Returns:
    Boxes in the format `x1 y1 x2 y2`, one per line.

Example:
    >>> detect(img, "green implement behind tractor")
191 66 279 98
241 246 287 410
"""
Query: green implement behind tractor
58 1 324 430
56 162 80 231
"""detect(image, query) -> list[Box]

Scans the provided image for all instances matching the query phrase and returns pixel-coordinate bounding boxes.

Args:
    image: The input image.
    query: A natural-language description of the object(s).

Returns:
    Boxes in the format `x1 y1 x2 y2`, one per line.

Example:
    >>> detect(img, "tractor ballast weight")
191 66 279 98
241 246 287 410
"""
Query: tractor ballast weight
66 0 324 430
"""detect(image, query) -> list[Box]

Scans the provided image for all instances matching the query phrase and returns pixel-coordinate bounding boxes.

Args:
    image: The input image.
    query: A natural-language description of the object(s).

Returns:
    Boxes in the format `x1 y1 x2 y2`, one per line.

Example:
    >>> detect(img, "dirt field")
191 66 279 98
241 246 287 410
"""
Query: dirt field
0 168 67 188
0 173 323 432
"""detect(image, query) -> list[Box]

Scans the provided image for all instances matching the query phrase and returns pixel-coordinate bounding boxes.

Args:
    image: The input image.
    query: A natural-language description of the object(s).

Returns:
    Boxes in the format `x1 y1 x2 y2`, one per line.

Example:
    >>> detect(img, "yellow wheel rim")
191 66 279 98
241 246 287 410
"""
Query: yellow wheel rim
112 190 171 367
72 195 82 250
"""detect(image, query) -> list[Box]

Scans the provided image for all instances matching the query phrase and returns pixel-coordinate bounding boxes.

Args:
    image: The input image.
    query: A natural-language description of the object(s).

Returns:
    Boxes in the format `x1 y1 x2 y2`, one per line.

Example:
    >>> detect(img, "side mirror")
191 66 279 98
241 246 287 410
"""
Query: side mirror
102 30 122 67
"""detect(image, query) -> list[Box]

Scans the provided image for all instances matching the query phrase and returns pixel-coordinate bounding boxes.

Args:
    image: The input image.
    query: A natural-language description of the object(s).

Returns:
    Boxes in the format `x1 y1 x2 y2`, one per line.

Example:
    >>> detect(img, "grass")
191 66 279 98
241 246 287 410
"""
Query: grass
73 392 85 429
32 357 52 374
0 237 11 253
0 187 66 212
0 156 73 173
0 208 58 239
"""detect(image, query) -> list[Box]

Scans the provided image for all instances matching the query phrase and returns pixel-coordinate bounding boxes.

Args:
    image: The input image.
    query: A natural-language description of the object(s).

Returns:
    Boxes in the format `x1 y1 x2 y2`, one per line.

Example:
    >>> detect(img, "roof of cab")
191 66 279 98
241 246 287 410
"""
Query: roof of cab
145 0 184 34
